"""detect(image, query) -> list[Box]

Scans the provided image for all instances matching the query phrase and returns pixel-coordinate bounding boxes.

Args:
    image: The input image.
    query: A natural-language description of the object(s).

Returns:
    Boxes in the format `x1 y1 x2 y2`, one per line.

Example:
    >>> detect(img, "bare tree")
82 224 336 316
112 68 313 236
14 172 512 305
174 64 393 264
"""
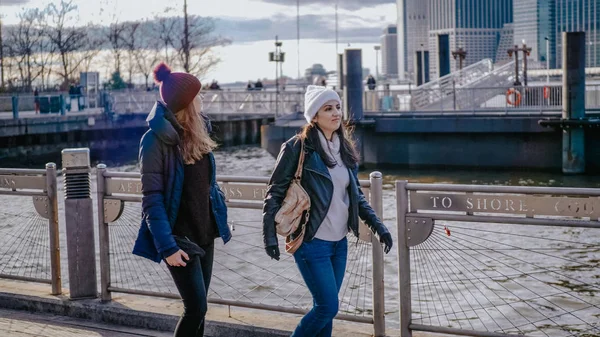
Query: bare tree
106 20 126 75
172 0 229 77
9 8 43 91
72 32 102 74
122 21 141 85
46 0 87 89
34 10 56 91
153 7 177 65
0 15 5 89
134 22 161 89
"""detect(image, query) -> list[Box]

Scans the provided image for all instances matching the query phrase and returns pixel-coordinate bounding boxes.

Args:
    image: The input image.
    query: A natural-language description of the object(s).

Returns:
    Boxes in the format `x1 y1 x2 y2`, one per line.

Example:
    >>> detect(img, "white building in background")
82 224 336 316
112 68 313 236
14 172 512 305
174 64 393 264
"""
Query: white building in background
397 0 429 82
381 25 399 79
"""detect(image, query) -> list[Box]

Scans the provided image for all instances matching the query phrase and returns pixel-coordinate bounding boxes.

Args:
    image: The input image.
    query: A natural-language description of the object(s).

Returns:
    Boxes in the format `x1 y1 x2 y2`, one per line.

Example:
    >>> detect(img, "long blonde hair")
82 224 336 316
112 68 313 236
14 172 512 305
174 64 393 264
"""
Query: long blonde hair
175 95 217 164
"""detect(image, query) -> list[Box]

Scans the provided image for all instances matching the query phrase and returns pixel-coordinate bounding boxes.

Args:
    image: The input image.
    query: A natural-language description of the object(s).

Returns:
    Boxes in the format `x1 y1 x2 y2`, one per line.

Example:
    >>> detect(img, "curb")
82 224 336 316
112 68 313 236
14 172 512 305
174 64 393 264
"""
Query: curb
0 292 290 337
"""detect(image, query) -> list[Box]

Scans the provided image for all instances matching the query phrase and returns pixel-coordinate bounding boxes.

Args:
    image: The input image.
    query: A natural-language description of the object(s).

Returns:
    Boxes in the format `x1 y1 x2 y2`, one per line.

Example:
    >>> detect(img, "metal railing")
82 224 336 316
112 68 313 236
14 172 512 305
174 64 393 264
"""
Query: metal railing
96 167 387 336
107 90 305 117
365 84 600 114
0 164 61 295
411 59 496 109
0 93 100 118
396 182 600 337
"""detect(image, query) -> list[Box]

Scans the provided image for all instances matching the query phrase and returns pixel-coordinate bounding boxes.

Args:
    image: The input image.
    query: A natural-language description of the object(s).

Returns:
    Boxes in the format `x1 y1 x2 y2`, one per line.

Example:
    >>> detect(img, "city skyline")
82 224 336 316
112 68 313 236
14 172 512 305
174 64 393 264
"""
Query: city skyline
0 0 396 85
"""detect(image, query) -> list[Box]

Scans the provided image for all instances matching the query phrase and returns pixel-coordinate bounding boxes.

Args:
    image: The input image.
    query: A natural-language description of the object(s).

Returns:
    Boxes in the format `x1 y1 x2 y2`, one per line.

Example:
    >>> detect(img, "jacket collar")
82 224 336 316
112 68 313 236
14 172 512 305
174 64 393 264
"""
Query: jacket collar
147 101 184 145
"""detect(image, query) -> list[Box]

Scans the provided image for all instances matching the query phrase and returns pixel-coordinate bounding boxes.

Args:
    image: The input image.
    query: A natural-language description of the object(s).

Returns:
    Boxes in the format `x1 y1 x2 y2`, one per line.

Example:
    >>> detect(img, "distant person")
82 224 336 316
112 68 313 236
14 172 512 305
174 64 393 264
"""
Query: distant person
209 80 221 90
135 62 231 337
254 79 263 91
247 81 254 91
33 88 40 114
262 85 392 337
367 75 376 91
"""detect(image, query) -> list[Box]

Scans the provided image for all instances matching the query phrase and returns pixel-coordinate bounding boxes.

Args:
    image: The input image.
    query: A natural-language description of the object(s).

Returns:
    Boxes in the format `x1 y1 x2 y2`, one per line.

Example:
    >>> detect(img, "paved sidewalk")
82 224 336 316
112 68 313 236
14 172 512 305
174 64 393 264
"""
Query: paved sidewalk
0 308 173 337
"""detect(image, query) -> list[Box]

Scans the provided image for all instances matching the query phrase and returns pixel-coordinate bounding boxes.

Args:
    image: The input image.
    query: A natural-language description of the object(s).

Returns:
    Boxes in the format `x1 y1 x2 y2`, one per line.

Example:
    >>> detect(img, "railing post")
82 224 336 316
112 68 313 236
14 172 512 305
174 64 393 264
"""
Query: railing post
46 163 62 295
369 172 385 337
62 148 97 299
11 96 19 119
96 164 111 301
396 180 412 337
60 94 66 115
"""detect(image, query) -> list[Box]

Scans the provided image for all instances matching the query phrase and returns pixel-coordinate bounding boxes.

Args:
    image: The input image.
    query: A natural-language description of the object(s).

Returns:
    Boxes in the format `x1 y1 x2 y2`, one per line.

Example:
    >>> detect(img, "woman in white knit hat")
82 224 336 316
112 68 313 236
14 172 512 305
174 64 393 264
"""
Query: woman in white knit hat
262 85 393 337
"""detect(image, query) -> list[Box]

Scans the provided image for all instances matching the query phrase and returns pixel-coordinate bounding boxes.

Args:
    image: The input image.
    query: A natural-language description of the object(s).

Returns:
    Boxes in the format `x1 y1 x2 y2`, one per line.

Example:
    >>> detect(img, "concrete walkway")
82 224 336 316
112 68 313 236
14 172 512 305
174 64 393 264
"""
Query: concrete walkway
0 308 172 337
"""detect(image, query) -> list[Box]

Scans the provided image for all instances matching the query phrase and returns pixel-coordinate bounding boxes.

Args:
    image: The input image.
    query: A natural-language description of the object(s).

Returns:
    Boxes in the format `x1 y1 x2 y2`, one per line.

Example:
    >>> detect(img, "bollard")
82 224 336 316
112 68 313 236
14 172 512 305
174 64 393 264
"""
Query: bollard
343 49 364 121
369 172 385 337
62 148 97 299
562 32 586 174
11 96 19 119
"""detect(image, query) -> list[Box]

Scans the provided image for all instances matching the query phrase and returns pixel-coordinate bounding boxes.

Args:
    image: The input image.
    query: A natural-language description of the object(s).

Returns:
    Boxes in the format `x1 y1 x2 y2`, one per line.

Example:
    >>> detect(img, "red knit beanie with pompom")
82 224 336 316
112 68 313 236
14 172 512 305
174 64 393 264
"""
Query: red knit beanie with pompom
153 62 201 113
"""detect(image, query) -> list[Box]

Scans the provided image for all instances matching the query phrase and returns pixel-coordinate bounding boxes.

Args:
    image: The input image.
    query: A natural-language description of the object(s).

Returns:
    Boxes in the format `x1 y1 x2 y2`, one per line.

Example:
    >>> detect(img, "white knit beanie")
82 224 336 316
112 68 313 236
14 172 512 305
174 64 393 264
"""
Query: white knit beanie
303 85 342 123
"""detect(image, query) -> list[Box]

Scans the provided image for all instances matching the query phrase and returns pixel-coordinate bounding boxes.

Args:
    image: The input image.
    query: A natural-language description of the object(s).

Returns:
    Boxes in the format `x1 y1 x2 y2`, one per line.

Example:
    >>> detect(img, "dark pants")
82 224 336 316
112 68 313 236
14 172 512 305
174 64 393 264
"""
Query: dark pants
291 237 348 337
167 242 214 337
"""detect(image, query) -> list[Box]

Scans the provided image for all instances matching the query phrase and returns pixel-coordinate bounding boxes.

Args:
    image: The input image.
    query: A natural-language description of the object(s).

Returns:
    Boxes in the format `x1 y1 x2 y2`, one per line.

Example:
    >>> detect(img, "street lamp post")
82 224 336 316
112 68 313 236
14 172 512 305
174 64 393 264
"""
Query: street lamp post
521 41 532 86
269 36 285 116
507 44 525 87
374 45 380 80
545 37 550 83
451 47 467 72
420 44 426 85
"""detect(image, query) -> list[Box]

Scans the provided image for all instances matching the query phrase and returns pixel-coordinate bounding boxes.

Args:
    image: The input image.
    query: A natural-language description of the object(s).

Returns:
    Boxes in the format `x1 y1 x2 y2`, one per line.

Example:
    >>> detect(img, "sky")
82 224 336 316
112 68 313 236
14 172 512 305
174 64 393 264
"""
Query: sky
0 0 398 84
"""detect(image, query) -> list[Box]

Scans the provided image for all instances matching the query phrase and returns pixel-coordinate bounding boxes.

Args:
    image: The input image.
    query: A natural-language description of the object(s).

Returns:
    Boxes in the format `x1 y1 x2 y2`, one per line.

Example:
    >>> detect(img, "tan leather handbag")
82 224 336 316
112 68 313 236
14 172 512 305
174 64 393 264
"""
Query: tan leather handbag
274 139 311 254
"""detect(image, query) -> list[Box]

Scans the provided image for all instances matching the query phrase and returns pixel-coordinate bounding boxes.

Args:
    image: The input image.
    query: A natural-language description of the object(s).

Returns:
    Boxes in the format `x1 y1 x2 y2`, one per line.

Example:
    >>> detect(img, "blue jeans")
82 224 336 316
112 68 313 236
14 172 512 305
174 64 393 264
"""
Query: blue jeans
167 242 214 337
291 237 348 337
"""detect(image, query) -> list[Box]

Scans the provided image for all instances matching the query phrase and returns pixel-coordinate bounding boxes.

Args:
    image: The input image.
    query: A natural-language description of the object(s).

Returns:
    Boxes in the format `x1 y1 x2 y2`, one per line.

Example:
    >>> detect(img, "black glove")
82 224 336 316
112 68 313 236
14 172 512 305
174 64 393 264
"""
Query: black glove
265 245 280 261
380 233 393 254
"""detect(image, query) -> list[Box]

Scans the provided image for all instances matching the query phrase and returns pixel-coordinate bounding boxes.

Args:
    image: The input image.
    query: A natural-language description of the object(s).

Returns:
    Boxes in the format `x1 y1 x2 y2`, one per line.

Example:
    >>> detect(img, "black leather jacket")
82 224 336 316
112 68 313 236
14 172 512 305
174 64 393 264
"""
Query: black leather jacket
262 135 390 248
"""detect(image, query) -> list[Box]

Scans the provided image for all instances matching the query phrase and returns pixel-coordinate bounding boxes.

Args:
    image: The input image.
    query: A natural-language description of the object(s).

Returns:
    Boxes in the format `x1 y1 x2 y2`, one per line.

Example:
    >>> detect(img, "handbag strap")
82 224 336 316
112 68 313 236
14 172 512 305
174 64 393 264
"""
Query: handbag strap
294 139 306 180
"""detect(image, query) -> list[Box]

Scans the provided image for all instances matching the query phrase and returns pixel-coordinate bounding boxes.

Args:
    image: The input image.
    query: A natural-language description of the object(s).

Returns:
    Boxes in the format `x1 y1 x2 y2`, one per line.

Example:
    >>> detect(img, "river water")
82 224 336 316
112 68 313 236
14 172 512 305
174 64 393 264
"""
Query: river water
1 145 598 336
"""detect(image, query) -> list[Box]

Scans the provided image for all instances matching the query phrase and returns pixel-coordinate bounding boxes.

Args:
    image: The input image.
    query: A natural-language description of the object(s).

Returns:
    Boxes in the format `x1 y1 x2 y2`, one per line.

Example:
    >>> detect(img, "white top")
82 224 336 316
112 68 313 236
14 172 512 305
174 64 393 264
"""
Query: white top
314 131 350 242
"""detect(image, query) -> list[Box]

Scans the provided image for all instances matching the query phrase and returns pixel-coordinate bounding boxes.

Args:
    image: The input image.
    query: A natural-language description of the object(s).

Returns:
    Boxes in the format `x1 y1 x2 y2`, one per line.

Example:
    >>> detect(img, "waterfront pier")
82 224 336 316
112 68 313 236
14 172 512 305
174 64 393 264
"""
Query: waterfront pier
0 149 598 336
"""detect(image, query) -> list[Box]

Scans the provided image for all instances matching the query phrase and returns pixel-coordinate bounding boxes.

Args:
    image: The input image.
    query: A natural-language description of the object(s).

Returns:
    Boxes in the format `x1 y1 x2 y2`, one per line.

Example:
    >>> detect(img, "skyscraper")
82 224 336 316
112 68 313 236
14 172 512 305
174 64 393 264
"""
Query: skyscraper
428 0 513 79
555 0 600 68
512 0 599 69
397 0 429 81
381 25 399 79
513 0 556 68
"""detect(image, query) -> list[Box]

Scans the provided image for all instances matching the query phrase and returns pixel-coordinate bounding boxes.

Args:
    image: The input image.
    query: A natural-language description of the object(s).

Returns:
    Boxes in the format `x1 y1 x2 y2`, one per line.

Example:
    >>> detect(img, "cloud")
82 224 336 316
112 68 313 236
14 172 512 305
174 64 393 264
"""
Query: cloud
258 0 394 11
216 14 384 43
0 0 31 6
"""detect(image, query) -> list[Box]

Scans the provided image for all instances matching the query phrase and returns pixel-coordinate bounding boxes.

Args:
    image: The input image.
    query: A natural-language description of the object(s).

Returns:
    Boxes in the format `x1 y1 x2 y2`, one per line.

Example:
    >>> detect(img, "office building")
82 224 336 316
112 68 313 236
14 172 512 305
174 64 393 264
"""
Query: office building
397 0 429 81
381 25 399 79
555 0 600 68
428 0 513 79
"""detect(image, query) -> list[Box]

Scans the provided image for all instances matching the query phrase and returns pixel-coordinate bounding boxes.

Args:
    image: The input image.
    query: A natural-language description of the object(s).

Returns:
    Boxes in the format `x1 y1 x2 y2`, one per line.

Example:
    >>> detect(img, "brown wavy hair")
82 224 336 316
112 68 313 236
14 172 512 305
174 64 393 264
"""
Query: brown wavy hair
175 95 217 164
299 121 360 168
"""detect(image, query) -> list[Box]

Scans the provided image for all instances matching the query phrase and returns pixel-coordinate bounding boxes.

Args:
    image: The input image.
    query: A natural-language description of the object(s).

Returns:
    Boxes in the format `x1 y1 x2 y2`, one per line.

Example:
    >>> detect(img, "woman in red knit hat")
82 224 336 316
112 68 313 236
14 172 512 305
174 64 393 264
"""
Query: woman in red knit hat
133 62 232 337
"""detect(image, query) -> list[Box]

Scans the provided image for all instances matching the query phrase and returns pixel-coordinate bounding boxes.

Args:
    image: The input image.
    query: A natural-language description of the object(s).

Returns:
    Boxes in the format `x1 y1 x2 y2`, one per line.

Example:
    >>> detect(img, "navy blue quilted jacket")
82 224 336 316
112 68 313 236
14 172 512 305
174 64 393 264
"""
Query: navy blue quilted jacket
133 101 231 263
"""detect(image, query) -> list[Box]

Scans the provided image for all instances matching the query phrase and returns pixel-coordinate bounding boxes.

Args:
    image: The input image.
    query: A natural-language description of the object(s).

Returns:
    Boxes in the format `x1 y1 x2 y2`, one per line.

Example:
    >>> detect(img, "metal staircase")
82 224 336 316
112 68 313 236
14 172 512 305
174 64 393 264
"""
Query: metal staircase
412 60 519 111
411 59 494 110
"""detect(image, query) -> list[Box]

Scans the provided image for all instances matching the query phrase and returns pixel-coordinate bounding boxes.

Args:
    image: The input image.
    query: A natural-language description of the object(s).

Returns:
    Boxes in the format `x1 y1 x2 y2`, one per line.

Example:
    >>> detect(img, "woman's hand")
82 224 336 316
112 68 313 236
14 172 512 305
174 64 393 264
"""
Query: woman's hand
380 233 393 254
265 245 280 261
166 249 189 267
